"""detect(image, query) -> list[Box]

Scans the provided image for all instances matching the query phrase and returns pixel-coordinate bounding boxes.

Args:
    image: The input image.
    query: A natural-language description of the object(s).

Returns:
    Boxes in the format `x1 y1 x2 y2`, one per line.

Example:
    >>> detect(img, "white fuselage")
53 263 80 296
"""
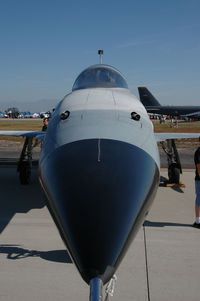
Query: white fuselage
40 87 160 168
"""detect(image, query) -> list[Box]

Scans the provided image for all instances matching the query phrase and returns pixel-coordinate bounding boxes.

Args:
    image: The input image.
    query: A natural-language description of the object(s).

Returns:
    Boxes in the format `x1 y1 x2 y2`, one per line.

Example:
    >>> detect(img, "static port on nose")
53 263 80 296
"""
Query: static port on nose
60 110 70 120
131 112 140 121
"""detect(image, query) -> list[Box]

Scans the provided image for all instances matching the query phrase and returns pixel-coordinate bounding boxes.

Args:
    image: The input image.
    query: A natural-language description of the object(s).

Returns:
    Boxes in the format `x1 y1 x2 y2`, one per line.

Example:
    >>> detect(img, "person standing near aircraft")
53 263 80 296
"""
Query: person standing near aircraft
33 118 49 147
42 118 49 131
193 140 200 228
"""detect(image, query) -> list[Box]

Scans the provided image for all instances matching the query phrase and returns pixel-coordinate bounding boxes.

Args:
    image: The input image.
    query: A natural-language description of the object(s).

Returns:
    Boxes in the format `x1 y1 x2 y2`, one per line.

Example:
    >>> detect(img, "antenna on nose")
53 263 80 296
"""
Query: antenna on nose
98 50 103 64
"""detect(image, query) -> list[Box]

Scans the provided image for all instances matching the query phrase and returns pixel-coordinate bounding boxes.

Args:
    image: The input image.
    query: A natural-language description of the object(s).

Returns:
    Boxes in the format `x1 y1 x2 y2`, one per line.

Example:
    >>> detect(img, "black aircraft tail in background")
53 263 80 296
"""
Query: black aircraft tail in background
138 87 161 106
137 86 200 117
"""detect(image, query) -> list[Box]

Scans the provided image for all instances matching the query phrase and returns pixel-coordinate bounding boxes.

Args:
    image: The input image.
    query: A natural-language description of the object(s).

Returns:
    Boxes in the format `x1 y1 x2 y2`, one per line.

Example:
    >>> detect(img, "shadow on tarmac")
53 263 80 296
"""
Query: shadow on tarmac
0 167 45 233
159 176 184 193
0 244 72 263
144 220 192 228
0 167 73 264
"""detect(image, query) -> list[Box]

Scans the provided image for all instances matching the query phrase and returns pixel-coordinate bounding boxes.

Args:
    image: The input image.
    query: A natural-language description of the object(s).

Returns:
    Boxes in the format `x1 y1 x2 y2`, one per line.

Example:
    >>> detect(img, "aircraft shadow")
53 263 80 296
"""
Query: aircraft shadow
144 220 192 228
0 167 46 233
0 244 72 263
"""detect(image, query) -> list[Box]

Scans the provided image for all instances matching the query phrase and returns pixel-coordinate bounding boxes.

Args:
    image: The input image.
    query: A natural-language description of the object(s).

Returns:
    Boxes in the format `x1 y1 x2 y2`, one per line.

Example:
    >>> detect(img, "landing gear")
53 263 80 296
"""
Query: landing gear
160 139 182 184
168 163 180 184
17 137 33 185
89 278 103 301
89 276 117 301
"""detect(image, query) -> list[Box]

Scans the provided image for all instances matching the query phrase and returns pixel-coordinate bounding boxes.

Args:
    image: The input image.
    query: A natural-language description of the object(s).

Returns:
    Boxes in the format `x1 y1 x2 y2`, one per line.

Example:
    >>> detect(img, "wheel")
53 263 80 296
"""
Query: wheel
18 161 31 185
168 163 180 184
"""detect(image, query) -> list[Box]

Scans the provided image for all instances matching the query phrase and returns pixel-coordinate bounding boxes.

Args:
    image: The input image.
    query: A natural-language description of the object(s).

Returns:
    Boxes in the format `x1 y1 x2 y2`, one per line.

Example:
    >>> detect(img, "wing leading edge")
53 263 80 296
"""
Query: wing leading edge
155 132 200 142
0 130 199 144
0 131 45 141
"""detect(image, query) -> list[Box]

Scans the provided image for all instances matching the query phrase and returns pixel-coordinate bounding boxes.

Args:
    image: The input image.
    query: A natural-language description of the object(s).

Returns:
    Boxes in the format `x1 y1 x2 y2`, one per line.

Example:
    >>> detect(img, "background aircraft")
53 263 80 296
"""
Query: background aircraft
138 87 200 117
0 63 200 301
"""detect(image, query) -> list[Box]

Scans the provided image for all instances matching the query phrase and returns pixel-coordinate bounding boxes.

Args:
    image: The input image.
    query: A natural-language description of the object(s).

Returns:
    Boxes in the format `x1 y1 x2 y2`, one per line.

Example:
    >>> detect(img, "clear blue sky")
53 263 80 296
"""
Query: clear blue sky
0 0 200 110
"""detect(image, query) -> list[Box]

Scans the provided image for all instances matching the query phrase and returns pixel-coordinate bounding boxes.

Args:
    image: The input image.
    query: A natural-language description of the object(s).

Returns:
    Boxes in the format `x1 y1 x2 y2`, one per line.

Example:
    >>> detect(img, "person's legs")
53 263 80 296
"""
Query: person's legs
195 205 200 221
193 181 200 227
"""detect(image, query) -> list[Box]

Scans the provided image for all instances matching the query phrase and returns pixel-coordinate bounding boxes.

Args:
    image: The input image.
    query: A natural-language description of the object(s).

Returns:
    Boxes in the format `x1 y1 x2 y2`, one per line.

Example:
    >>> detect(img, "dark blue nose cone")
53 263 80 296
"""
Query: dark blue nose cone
40 139 159 284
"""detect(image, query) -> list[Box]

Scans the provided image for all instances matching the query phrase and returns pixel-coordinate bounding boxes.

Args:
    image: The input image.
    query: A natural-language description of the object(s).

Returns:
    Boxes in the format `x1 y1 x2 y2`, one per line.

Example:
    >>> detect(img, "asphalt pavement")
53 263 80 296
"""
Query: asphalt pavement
0 166 200 301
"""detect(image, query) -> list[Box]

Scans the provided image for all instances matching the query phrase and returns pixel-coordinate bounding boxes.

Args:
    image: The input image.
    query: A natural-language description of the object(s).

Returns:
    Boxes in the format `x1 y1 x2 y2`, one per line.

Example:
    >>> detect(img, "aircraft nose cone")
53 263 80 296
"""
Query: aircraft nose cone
40 139 159 284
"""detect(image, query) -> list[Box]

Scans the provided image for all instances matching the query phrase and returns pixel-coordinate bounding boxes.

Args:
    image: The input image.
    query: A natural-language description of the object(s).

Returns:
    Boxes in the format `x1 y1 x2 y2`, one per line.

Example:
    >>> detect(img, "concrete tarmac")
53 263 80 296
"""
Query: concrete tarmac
0 147 196 168
0 167 200 301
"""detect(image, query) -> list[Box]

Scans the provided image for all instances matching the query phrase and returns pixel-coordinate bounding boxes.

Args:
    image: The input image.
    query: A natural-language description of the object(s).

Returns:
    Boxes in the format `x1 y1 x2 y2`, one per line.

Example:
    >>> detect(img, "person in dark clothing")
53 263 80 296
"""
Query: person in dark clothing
33 117 49 147
42 118 49 131
193 140 200 228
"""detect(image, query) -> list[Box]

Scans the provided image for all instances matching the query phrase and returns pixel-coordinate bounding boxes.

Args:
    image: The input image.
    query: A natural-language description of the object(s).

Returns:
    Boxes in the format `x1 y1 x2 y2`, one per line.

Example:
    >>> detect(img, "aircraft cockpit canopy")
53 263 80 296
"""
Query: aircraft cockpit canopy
72 65 128 91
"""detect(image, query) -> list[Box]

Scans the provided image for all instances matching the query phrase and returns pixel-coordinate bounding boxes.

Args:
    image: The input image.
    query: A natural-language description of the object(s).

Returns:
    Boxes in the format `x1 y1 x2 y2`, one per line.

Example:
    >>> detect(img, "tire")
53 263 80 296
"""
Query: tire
168 163 180 184
18 161 31 185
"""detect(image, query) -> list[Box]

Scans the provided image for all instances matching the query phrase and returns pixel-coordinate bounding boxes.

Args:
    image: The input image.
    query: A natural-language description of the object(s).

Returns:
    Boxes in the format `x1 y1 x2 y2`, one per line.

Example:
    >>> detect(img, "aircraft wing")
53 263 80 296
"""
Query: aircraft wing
155 132 200 142
0 130 198 143
0 131 46 141
182 111 200 118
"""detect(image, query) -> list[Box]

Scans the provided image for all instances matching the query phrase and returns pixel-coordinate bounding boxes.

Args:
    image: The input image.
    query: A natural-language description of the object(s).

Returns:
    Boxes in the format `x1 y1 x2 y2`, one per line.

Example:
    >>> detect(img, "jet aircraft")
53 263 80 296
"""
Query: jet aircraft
0 64 200 301
138 86 200 117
